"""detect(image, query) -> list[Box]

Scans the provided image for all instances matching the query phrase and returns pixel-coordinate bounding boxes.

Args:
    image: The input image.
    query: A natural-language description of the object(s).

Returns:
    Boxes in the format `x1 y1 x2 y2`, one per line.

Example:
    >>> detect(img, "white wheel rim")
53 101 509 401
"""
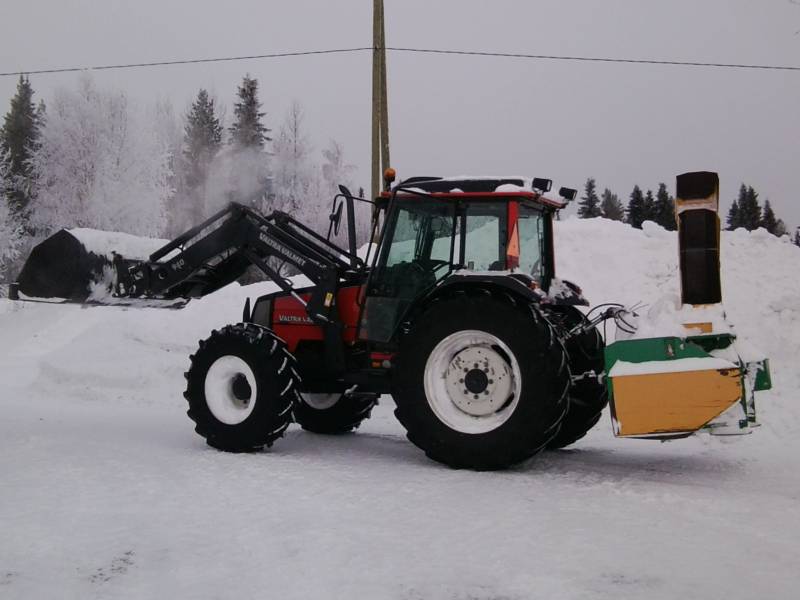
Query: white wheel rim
204 356 257 425
424 330 521 434
302 393 340 410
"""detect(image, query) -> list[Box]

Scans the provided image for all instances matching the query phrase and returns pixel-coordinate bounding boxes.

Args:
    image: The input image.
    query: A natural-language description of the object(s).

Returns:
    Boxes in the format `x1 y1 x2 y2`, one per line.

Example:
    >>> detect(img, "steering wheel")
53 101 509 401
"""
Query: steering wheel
416 258 449 273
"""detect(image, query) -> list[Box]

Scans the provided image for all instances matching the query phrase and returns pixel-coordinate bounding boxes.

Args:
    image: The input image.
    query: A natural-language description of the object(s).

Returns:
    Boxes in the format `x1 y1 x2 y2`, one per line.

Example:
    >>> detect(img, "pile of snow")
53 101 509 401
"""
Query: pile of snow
1 216 799 599
68 228 169 261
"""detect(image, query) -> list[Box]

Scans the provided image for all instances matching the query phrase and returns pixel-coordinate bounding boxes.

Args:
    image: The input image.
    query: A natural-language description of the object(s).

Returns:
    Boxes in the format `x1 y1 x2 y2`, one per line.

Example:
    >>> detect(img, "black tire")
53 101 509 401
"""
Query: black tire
393 292 569 470
293 392 378 434
184 323 299 452
545 307 608 449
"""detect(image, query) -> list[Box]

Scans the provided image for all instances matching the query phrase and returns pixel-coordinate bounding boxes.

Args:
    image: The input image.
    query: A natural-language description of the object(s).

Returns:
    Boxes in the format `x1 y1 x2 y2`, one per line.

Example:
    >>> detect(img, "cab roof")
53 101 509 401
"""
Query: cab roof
379 176 568 209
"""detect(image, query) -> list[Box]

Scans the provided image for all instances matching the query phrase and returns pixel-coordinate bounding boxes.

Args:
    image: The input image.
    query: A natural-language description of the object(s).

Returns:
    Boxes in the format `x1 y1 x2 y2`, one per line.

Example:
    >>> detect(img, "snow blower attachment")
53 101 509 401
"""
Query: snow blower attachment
603 172 771 438
9 171 772 469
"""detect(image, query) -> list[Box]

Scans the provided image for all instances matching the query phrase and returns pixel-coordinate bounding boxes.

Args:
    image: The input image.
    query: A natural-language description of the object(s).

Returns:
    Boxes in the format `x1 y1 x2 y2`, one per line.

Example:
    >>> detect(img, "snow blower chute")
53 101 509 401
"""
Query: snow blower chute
603 171 771 438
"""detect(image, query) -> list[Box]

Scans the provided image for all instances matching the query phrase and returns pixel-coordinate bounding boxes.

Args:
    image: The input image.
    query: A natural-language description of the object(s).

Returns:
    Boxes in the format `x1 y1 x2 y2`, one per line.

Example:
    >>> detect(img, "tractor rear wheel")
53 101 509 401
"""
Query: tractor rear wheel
294 392 378 434
184 323 299 452
545 307 608 450
393 293 569 470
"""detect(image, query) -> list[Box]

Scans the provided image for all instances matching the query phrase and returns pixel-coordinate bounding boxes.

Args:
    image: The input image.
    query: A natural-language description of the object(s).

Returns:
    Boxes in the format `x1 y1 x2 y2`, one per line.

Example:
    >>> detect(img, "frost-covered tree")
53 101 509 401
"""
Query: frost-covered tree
653 183 676 230
320 138 370 243
794 228 800 247
1 75 43 218
321 139 355 193
626 185 646 229
229 75 270 149
272 100 315 214
0 154 23 280
31 76 171 237
577 178 601 218
599 188 624 221
151 100 185 235
760 199 778 234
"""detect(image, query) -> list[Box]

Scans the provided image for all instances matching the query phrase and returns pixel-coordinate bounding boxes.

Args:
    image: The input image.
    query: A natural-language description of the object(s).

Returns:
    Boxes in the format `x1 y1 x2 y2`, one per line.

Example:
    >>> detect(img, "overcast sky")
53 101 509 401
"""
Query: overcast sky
1 0 798 228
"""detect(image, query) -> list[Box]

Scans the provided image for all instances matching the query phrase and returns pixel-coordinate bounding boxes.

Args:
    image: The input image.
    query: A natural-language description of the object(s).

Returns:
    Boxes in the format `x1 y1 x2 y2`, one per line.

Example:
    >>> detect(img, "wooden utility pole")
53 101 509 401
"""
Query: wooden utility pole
371 0 390 201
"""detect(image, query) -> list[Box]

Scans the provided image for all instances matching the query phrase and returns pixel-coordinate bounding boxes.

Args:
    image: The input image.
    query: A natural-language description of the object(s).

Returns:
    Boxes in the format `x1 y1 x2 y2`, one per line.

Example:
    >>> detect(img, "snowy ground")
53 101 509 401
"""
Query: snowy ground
1 218 799 599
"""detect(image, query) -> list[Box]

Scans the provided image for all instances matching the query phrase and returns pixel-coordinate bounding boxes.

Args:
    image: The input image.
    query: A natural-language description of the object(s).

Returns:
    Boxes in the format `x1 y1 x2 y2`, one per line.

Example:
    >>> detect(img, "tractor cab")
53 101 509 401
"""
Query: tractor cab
359 175 575 342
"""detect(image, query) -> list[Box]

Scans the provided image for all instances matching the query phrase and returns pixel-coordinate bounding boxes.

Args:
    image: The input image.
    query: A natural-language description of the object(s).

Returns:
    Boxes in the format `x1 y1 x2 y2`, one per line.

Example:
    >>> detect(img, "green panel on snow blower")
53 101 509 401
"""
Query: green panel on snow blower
752 359 772 392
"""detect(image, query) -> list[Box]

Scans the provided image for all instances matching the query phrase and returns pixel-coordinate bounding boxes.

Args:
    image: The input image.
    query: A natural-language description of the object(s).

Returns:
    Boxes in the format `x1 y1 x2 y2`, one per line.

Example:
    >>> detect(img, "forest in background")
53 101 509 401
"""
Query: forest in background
0 74 369 282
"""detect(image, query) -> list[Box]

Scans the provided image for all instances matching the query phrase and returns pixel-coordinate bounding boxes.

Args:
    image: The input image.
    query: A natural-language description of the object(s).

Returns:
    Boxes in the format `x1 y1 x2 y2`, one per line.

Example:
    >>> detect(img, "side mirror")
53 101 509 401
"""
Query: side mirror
532 177 553 192
559 187 577 202
329 201 344 236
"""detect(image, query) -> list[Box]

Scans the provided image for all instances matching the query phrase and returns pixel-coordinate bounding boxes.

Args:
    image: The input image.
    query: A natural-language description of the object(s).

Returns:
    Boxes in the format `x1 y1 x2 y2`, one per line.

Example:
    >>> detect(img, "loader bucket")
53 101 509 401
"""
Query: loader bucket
15 228 165 302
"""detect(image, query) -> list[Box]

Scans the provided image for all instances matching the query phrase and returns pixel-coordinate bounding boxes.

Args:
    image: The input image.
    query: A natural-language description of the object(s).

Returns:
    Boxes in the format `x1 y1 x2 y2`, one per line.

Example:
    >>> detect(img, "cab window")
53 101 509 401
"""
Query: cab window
463 203 507 271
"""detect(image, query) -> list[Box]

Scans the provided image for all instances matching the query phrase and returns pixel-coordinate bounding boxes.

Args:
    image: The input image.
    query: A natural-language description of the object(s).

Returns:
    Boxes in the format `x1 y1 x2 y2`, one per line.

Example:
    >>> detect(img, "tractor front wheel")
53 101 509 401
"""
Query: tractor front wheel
184 323 299 452
393 293 569 470
294 392 378 434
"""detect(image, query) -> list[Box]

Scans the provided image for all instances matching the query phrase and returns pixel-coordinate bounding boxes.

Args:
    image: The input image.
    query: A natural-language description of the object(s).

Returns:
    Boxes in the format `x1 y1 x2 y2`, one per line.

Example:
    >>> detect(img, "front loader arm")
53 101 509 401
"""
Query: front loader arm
120 203 359 325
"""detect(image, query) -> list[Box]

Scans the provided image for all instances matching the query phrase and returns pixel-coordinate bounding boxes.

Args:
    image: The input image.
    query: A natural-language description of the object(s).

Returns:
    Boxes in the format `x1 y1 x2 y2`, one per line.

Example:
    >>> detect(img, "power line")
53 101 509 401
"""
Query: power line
1 46 799 78
0 47 373 77
387 47 800 72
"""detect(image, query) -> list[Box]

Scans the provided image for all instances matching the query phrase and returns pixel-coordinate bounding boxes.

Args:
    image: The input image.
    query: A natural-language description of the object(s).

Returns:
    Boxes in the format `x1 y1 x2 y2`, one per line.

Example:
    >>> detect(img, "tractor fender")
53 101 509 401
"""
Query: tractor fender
429 273 541 304
399 274 543 333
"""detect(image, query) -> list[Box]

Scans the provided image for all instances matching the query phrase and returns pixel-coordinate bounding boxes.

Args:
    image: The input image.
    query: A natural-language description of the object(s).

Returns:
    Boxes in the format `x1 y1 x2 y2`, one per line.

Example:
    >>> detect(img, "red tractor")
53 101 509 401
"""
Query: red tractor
17 172 607 470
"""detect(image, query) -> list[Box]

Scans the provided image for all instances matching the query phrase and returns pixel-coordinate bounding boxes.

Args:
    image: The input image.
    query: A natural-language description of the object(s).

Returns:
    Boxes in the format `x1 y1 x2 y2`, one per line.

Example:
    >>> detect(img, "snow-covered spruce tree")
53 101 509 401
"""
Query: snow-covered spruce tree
577 177 601 218
653 183 676 230
599 188 624 221
643 189 656 223
726 196 741 230
176 89 223 228
760 199 778 235
794 228 800 247
737 185 762 231
0 75 43 220
207 76 271 211
229 75 271 150
626 185 646 229
31 75 171 237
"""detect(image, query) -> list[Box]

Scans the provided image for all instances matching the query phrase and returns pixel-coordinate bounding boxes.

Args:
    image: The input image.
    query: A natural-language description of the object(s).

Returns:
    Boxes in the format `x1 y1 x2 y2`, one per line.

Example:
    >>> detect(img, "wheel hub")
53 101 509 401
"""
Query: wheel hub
464 368 489 394
443 345 514 418
230 373 252 403
204 356 258 425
